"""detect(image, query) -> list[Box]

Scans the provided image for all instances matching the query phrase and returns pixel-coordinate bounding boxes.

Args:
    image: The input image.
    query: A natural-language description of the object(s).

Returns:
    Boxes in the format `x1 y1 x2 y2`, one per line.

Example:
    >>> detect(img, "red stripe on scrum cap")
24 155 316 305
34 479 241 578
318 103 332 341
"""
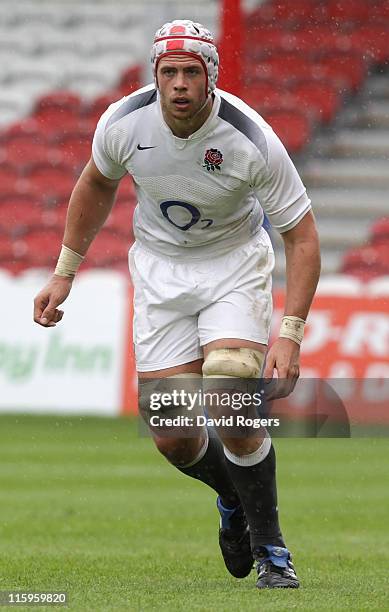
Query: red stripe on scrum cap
166 39 185 51
169 25 186 34
155 35 215 46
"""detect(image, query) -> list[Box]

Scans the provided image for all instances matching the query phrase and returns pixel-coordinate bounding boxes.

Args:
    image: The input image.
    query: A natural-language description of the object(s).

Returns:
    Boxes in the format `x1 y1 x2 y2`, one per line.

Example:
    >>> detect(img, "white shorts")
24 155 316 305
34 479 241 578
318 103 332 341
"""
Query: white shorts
129 229 275 372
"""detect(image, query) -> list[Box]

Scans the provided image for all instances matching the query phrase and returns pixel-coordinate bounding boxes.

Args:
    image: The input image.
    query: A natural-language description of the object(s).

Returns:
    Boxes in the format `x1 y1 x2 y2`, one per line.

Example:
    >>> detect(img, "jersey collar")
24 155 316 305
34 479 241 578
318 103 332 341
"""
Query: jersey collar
157 90 221 143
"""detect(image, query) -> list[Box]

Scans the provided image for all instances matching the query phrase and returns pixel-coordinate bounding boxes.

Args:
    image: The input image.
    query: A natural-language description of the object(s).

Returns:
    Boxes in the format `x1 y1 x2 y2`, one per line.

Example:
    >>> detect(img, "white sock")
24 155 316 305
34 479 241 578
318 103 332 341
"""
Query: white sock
179 430 209 468
224 436 271 467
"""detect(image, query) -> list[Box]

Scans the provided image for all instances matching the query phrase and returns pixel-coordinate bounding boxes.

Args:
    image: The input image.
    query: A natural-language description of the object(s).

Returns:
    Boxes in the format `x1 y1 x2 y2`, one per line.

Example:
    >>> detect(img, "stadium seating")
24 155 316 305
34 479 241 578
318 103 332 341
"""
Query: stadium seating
291 80 341 124
86 229 132 268
369 218 389 246
34 91 83 119
84 91 124 125
0 198 43 235
0 164 22 192
1 140 59 168
246 54 315 87
326 0 370 25
341 244 389 280
18 228 63 267
105 203 136 238
316 53 366 91
1 117 45 142
40 201 69 232
262 110 312 153
338 210 389 282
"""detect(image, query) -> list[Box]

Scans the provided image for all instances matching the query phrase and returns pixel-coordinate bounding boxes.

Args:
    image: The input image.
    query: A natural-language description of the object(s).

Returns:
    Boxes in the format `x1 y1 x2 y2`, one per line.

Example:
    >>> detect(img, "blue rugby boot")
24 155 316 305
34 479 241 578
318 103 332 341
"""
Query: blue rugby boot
217 496 254 578
254 545 299 588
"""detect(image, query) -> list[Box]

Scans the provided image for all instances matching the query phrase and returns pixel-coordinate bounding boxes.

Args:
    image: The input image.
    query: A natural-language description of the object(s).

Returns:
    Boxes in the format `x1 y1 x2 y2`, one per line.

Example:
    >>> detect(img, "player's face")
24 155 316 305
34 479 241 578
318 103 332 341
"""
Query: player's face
157 56 208 121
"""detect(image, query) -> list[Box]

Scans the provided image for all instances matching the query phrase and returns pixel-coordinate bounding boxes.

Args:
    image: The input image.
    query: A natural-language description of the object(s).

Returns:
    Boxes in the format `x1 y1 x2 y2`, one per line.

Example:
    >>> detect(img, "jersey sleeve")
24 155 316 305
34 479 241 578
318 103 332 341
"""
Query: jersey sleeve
92 102 128 180
251 128 312 233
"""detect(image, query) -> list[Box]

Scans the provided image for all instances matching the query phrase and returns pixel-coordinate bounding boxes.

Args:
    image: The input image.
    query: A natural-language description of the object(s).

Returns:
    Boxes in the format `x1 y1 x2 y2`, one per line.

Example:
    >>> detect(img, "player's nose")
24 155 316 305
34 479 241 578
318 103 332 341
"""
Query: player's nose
173 70 187 90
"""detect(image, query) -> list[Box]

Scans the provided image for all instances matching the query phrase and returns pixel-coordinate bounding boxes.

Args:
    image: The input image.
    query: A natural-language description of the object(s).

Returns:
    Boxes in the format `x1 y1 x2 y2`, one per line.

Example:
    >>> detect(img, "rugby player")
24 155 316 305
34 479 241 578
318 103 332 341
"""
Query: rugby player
34 20 321 589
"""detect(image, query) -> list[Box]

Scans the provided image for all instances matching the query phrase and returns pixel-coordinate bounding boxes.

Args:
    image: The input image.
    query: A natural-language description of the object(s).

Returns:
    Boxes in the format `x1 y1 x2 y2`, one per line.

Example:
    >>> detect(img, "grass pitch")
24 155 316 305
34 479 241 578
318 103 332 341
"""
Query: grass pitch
0 415 388 611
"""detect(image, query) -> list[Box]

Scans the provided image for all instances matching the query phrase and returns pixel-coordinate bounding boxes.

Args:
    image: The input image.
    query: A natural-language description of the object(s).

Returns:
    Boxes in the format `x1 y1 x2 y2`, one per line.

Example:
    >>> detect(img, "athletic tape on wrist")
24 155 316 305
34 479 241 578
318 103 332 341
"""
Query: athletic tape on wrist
54 244 84 277
279 316 305 346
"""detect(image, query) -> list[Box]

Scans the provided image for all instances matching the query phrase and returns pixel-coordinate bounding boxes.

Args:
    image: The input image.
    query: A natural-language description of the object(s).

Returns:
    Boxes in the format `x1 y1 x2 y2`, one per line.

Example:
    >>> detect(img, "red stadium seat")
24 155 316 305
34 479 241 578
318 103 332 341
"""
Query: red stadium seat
370 218 389 246
0 118 46 144
341 245 389 280
40 201 68 230
247 54 316 86
116 176 137 205
281 29 318 56
58 142 91 169
0 231 53 274
278 56 317 84
0 164 23 192
25 162 75 182
0 191 36 205
0 198 43 234
0 261 31 274
271 0 318 25
54 130 93 171
118 65 142 92
291 80 341 123
34 113 83 138
370 0 389 20
294 27 350 56
248 1 329 28
87 229 130 267
0 140 61 169
25 164 76 202
263 109 311 153
327 0 370 25
245 29 295 58
242 83 298 115
0 235 15 260
84 90 124 124
48 119 95 143
307 63 351 92
316 53 366 91
349 26 389 64
34 91 83 118
20 228 63 267
105 203 134 237
246 3 278 27
242 82 280 108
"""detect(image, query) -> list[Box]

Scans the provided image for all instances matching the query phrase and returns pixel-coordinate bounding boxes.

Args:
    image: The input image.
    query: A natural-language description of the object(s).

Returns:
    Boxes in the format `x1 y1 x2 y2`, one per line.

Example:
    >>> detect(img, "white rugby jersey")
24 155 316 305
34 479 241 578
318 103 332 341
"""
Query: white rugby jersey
92 83 311 259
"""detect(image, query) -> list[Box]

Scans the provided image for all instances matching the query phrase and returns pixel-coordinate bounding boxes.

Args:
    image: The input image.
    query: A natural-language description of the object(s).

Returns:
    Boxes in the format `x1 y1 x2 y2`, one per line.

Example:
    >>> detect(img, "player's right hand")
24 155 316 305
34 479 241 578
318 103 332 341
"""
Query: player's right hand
33 275 73 328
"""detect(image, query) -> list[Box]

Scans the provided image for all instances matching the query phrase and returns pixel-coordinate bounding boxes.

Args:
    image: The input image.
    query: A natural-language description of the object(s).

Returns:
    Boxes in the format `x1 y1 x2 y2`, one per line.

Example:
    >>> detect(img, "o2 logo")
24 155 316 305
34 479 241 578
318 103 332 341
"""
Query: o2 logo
160 200 213 231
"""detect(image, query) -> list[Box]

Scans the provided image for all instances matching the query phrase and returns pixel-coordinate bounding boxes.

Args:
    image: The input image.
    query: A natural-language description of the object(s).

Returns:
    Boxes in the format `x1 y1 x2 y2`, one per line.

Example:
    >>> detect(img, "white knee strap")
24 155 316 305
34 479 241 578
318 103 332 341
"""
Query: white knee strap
202 348 265 379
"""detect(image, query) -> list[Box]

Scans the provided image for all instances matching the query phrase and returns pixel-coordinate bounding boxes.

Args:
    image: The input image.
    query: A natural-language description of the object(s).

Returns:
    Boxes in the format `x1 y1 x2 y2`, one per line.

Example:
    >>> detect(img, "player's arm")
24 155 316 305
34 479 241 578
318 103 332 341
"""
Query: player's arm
63 157 121 254
251 127 321 397
264 210 321 398
33 158 121 327
281 209 320 320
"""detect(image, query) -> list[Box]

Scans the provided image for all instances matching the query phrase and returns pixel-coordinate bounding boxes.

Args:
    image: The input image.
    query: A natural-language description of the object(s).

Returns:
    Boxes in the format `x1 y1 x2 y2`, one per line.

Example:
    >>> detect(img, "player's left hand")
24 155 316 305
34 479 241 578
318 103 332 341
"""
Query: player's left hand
263 337 300 400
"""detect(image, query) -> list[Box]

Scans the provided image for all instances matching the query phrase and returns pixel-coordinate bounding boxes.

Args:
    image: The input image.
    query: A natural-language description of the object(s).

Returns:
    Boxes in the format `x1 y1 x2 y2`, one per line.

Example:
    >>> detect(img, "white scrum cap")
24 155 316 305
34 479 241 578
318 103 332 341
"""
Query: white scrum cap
151 19 219 95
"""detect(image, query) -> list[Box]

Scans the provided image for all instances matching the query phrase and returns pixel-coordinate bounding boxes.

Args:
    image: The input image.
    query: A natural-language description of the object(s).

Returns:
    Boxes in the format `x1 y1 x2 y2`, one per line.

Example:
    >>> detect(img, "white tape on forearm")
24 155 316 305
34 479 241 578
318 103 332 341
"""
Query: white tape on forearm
279 316 305 346
54 244 84 277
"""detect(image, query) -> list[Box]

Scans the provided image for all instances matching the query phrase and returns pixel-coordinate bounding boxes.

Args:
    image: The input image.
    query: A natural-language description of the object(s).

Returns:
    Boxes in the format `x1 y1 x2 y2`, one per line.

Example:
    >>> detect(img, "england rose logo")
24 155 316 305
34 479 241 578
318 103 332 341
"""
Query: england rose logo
203 148 223 172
